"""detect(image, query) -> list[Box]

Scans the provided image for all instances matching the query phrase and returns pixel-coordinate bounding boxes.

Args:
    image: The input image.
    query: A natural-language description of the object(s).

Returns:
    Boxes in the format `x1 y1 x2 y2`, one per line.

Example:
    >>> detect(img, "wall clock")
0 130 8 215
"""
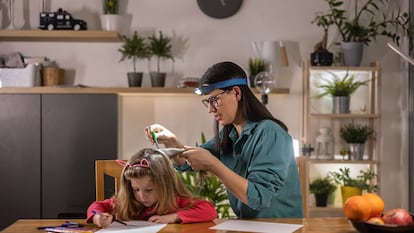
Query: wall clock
197 0 243 19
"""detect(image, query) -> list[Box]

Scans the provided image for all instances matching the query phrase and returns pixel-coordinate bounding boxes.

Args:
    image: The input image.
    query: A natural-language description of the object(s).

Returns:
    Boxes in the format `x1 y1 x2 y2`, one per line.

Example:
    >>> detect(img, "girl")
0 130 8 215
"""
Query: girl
86 148 217 227
145 61 303 218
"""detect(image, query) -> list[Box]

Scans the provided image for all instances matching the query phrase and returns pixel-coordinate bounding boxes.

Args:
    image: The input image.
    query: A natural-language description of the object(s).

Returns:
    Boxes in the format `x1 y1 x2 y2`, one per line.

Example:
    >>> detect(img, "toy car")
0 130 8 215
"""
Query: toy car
39 8 87 31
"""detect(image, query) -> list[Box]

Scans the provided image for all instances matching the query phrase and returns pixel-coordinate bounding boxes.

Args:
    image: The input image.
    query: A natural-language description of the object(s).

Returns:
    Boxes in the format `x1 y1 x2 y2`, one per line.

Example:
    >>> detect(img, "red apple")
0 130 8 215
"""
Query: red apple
382 208 414 226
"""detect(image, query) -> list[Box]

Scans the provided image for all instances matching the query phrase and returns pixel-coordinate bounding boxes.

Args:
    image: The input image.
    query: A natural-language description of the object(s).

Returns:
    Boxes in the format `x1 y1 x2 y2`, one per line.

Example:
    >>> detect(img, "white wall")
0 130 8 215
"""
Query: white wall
0 0 410 211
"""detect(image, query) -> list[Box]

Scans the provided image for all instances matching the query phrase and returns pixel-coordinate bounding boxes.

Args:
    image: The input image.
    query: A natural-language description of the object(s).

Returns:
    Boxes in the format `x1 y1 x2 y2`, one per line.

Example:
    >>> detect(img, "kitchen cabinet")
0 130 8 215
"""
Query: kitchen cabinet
0 94 117 230
301 61 381 217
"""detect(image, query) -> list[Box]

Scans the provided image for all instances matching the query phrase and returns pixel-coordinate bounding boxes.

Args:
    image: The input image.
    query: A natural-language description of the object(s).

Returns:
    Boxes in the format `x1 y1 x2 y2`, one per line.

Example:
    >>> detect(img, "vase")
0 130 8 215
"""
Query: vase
315 193 329 207
310 50 333 66
150 72 166 87
127 72 143 87
341 42 363 67
341 186 362 206
332 96 350 114
348 143 365 160
100 14 123 32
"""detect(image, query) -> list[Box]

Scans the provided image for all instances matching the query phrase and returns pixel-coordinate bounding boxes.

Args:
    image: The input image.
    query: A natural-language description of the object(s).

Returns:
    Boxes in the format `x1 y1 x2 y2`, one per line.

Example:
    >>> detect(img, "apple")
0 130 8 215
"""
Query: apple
382 208 414 226
367 217 384 225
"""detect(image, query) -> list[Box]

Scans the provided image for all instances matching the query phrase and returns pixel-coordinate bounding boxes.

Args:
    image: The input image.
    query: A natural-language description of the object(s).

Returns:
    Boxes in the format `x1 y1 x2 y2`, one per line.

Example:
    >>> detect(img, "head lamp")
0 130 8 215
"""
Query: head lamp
194 78 248 95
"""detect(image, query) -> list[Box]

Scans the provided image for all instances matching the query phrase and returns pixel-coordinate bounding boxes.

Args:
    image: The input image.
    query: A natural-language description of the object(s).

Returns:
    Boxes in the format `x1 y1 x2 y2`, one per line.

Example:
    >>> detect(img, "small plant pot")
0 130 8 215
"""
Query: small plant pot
341 186 362 206
332 96 350 114
127 72 143 87
150 72 166 87
315 193 329 207
310 50 333 66
348 143 365 160
100 14 123 32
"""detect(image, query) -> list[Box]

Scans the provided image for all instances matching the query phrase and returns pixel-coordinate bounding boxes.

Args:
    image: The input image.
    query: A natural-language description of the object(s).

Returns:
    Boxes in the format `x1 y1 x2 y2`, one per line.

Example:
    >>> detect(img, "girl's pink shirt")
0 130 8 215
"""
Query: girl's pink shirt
86 197 217 224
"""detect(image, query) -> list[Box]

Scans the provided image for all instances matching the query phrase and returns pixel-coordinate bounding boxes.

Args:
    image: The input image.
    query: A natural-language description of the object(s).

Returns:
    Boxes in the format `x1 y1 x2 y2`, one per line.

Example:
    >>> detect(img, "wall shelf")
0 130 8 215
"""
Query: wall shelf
0 30 120 42
0 87 290 95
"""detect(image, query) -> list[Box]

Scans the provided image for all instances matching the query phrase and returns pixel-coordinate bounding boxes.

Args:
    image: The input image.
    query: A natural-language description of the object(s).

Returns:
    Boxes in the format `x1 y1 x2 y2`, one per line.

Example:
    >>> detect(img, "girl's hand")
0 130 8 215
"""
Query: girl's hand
92 212 113 228
144 124 182 148
147 213 180 224
180 147 220 171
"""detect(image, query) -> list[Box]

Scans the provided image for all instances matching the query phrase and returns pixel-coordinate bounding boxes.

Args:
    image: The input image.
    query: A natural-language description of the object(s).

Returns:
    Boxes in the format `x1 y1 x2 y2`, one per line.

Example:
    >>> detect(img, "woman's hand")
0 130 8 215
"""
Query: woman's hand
144 124 182 148
147 213 180 224
180 147 220 171
92 212 113 228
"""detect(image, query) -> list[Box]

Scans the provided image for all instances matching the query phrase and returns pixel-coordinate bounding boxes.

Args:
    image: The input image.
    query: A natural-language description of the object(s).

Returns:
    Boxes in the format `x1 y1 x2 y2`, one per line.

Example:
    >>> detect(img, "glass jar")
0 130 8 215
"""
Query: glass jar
315 127 334 159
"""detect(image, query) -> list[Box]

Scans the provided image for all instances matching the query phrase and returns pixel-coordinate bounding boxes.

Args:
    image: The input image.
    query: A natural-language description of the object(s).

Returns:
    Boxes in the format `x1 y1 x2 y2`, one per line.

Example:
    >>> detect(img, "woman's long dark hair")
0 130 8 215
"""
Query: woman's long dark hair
200 61 288 155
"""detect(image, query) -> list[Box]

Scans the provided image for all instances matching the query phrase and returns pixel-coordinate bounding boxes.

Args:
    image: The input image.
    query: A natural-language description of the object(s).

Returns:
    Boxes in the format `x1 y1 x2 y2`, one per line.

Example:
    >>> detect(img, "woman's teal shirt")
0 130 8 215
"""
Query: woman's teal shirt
176 120 303 218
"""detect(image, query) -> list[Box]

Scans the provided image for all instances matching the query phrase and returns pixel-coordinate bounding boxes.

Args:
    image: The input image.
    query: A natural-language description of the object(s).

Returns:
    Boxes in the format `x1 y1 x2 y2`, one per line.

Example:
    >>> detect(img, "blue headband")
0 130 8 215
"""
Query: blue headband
194 78 248 95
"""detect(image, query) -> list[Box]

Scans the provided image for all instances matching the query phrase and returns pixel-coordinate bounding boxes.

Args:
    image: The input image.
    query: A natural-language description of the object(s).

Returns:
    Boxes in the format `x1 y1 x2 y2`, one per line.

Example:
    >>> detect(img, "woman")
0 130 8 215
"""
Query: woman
145 61 303 218
86 148 217 227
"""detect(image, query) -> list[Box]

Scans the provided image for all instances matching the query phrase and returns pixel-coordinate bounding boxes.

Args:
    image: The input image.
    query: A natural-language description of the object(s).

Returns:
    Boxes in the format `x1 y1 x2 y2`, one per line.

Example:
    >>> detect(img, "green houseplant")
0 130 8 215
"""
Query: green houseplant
248 58 269 87
315 71 370 113
312 0 414 66
309 176 337 207
148 31 174 87
329 167 377 204
100 0 122 31
176 132 233 218
340 121 374 160
118 31 150 87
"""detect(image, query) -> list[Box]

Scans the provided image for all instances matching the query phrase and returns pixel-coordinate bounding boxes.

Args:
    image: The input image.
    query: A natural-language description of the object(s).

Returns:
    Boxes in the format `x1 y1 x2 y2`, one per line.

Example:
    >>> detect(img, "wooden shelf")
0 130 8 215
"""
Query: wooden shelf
309 113 380 118
0 30 120 42
308 159 378 164
0 86 290 95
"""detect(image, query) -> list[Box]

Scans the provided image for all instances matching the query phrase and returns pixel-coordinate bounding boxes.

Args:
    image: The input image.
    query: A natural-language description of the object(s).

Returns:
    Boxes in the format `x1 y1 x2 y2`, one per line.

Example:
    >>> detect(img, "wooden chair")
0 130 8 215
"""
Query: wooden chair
95 160 124 201
296 155 308 217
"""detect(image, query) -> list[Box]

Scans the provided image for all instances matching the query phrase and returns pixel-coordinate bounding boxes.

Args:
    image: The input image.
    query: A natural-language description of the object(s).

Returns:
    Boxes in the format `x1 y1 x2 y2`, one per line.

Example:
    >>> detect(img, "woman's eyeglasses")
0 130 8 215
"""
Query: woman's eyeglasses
201 89 230 108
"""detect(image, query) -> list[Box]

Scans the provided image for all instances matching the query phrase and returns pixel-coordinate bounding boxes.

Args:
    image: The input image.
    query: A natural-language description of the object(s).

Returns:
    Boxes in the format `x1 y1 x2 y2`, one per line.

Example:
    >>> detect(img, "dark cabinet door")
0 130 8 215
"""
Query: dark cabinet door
41 94 118 218
0 94 41 230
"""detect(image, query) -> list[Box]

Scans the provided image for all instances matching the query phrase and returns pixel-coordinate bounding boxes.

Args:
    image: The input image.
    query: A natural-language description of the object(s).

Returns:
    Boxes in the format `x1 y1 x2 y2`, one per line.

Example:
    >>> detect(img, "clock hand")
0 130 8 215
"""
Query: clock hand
220 0 226 7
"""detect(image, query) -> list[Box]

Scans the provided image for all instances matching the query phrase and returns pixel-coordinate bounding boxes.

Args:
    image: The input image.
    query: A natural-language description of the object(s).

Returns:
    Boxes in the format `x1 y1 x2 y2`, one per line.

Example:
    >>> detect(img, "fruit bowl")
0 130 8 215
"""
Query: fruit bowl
350 214 414 233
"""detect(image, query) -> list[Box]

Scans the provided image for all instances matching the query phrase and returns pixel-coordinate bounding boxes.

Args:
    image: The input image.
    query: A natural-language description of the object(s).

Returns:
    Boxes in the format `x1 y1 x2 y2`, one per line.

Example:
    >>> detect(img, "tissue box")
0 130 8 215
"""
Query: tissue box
0 64 41 87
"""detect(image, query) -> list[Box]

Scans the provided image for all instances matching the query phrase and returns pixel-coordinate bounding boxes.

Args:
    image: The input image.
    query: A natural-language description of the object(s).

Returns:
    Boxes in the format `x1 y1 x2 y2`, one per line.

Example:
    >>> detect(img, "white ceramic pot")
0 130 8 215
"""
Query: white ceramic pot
100 14 122 32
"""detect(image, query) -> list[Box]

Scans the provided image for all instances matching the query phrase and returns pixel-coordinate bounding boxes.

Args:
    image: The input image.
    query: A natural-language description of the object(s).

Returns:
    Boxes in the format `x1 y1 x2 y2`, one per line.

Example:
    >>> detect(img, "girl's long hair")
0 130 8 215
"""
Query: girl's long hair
116 148 194 220
200 61 288 155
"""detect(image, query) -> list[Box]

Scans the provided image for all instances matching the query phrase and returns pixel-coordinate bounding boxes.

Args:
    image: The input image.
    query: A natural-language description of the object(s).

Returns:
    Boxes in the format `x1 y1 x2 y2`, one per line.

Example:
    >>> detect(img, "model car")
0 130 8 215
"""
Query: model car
39 8 87 31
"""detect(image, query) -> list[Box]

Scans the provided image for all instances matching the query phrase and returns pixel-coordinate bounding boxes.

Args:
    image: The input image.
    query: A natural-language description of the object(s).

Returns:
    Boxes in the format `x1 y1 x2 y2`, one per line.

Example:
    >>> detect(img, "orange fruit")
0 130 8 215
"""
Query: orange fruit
343 195 372 221
362 193 384 218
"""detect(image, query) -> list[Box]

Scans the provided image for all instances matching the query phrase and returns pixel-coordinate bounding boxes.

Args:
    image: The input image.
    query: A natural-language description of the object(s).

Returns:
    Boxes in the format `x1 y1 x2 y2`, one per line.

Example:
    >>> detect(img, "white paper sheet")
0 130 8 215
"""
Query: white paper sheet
96 221 166 233
210 220 303 233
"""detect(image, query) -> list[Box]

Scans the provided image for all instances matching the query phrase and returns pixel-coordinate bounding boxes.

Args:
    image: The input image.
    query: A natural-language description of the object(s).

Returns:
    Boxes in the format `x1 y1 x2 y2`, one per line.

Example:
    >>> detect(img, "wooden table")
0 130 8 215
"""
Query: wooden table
1 218 357 233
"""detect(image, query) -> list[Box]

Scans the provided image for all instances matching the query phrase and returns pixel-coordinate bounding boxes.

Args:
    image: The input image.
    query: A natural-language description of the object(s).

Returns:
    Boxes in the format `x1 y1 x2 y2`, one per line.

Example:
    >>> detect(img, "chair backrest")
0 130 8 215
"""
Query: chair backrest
95 160 124 201
296 155 308 217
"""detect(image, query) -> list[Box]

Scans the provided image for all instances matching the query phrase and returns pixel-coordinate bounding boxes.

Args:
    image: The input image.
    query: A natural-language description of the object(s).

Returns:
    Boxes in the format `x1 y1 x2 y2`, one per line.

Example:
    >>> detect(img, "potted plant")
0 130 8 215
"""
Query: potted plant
315 71 370 113
118 31 150 87
310 14 334 66
100 0 122 31
312 0 414 66
248 58 269 87
148 31 174 87
309 176 337 207
329 167 377 205
340 121 374 160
